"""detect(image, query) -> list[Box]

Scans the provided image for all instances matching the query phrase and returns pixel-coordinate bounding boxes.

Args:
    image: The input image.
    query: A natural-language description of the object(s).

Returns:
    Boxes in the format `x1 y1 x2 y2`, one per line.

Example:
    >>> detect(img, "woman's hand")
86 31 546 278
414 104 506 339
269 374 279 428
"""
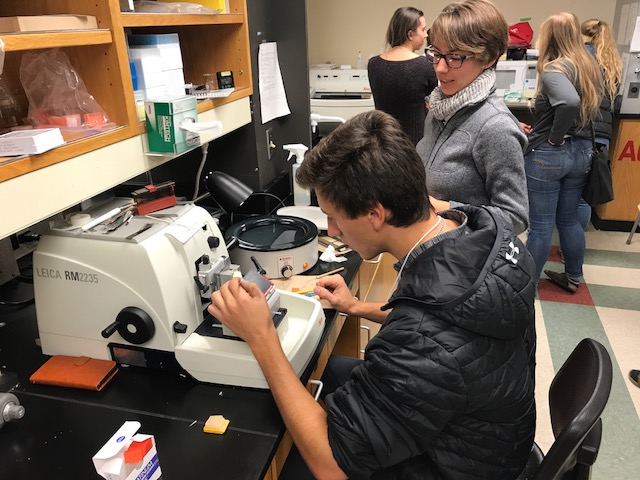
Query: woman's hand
520 122 532 135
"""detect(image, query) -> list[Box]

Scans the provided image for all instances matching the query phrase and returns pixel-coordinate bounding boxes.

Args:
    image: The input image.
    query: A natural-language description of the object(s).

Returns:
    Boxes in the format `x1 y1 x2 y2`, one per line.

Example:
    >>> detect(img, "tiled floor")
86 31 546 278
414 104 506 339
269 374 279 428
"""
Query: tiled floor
533 226 640 479
360 226 640 479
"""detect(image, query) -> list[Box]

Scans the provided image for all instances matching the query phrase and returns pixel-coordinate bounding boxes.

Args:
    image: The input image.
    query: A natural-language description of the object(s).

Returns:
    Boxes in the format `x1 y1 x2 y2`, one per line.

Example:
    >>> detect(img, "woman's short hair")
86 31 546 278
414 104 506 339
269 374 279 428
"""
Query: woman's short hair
386 6 424 47
296 111 431 227
429 0 508 66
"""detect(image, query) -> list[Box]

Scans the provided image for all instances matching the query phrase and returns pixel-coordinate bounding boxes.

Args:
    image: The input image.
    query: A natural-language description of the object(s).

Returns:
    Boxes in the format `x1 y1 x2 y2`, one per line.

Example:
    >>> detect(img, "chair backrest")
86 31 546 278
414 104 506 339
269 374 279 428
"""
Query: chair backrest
533 338 613 480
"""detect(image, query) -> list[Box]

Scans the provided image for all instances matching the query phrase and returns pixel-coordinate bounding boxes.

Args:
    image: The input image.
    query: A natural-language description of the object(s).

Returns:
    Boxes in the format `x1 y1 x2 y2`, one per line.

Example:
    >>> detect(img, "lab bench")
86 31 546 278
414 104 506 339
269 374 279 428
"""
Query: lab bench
0 253 362 479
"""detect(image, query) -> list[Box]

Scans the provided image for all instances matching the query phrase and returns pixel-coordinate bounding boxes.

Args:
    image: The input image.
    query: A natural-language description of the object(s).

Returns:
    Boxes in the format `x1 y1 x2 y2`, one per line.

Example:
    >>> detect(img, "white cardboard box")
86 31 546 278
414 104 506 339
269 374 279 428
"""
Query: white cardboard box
0 128 65 156
93 421 161 480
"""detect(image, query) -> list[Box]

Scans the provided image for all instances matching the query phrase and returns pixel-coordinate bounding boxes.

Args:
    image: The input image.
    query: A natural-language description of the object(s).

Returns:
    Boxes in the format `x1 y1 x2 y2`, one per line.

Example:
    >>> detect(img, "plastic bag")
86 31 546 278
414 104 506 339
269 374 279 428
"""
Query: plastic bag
0 39 19 130
508 22 533 49
134 1 220 14
19 49 112 129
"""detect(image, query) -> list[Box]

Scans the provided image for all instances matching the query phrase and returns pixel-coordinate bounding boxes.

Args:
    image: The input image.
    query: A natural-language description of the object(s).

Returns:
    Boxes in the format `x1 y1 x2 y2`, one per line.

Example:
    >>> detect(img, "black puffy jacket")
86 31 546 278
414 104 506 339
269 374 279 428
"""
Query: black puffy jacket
326 206 537 479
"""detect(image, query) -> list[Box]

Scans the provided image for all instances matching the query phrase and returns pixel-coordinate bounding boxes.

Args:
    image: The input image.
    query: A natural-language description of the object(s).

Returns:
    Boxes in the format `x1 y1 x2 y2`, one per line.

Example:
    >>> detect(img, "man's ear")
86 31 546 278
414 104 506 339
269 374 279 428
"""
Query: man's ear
368 203 387 231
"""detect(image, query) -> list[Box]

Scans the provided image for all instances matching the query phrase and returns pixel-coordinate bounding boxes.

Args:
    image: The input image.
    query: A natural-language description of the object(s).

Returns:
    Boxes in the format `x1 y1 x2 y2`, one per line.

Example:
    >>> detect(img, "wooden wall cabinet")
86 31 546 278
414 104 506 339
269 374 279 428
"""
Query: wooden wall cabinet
0 0 252 238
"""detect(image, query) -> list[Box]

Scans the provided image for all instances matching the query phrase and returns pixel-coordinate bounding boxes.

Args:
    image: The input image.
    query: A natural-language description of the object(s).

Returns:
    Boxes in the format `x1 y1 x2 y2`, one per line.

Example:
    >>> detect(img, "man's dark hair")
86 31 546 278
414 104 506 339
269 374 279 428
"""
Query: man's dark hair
296 110 431 227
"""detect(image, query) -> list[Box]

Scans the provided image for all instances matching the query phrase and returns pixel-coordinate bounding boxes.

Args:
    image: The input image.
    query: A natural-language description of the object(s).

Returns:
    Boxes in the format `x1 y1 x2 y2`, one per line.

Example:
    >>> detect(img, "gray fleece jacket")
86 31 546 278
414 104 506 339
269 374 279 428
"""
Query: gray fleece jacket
416 95 529 234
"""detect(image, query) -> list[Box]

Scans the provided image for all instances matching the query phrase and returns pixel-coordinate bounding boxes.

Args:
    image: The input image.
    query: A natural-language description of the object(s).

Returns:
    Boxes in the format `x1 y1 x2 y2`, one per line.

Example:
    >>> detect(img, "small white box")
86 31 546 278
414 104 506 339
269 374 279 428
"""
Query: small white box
163 68 186 96
0 128 65 156
128 34 183 70
129 48 163 89
93 421 162 480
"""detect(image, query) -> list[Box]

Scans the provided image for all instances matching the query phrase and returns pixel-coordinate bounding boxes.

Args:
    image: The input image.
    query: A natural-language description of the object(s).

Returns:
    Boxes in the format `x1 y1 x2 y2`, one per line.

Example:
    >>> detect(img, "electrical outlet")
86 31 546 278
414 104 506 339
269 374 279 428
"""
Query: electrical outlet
266 128 276 159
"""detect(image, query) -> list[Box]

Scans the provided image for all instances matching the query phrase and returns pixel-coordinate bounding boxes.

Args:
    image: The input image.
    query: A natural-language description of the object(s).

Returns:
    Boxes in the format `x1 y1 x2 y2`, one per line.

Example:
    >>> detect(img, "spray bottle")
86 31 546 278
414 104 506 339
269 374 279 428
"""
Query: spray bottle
283 143 310 206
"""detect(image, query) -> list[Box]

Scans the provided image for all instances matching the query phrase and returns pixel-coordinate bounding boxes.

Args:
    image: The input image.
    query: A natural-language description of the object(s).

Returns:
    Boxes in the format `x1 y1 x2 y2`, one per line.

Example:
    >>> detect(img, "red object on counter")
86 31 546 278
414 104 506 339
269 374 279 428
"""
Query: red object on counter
124 437 153 464
134 195 177 216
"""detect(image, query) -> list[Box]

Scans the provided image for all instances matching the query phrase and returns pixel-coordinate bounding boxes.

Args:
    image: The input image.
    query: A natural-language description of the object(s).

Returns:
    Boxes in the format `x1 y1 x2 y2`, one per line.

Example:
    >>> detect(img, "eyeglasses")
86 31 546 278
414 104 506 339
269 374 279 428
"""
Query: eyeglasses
426 48 469 69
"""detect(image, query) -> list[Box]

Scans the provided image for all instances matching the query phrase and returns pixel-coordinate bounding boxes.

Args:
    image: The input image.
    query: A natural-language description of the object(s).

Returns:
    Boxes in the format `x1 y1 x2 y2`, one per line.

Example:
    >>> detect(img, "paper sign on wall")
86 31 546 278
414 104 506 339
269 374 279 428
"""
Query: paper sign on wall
258 42 291 124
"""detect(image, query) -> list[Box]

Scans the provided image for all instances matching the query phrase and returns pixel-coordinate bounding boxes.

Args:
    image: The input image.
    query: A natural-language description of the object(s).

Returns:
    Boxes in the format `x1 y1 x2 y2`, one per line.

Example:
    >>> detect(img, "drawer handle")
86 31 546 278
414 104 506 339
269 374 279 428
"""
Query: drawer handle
359 325 371 355
308 379 324 401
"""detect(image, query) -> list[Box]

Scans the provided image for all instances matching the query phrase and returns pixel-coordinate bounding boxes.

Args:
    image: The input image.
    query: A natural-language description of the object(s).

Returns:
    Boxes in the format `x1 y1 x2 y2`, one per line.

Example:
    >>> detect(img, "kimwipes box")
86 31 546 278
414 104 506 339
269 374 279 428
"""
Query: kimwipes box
93 421 161 480
144 95 200 154
0 15 98 33
0 128 65 156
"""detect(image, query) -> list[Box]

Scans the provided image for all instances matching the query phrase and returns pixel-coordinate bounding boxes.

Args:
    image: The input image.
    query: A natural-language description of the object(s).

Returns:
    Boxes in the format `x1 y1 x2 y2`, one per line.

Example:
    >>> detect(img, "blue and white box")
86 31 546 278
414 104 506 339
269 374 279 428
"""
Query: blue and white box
93 421 162 480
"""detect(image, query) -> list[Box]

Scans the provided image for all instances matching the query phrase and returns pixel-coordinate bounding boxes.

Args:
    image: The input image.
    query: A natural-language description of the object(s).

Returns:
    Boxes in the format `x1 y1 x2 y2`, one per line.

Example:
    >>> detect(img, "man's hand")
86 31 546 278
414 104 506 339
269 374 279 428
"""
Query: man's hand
208 277 276 346
316 273 390 323
315 274 358 315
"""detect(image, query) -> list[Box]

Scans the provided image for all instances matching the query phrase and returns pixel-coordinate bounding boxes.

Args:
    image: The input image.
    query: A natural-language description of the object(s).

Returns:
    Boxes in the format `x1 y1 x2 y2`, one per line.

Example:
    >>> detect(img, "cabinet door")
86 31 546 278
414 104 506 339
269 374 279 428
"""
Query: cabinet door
361 253 397 303
595 119 640 221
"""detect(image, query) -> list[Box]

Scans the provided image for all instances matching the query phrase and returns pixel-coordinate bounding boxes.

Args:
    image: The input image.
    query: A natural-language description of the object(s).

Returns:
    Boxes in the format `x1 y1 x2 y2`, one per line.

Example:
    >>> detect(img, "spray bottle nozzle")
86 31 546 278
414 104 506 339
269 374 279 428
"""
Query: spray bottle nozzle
283 143 309 163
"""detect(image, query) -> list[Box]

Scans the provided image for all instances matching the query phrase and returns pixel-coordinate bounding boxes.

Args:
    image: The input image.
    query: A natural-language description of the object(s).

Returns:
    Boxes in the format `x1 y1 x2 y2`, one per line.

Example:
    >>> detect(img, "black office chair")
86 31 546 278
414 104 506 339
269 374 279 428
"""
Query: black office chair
516 338 613 480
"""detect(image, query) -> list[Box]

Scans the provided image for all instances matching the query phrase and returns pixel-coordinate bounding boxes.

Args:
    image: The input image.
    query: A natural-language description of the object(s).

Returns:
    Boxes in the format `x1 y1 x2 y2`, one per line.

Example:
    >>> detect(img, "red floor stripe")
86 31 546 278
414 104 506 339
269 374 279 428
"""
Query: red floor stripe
537 278 595 306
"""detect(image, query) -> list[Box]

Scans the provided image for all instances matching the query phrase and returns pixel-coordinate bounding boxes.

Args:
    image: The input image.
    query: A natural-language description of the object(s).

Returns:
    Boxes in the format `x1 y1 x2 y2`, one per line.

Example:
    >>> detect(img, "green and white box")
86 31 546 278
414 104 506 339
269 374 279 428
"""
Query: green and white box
145 95 199 154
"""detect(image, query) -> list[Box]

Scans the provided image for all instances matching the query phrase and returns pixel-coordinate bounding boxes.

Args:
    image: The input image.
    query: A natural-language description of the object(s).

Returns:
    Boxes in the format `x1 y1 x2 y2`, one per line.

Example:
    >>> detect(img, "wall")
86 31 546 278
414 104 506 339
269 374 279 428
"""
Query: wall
307 0 615 67
614 1 640 49
154 0 311 196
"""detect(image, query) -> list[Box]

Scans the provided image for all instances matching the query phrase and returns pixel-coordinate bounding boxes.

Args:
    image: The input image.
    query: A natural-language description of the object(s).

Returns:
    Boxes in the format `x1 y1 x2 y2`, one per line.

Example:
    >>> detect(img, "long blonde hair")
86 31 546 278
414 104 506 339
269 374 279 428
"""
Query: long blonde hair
536 12 603 127
581 18 622 102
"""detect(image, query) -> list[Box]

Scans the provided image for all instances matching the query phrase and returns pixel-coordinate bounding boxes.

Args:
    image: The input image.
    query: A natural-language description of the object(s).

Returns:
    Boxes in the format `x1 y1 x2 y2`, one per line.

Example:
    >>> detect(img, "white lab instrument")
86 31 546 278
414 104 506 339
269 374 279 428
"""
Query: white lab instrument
309 68 374 120
495 60 538 100
33 202 325 389
620 48 640 114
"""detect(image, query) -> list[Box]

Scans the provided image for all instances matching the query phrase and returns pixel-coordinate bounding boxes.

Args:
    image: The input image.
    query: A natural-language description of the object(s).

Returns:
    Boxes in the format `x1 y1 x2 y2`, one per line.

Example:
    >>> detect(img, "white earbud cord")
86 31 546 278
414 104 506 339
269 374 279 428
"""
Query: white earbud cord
387 215 443 299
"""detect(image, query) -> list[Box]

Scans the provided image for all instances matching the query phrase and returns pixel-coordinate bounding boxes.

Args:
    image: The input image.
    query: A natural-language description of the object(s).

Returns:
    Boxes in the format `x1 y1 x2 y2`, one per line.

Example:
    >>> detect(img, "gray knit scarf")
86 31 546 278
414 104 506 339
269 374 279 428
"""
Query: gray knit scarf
429 69 496 122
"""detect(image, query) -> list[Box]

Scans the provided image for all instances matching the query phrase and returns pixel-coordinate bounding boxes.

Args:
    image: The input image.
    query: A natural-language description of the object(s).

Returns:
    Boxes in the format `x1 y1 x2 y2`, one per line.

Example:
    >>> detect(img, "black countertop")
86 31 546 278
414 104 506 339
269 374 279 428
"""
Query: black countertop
0 253 361 479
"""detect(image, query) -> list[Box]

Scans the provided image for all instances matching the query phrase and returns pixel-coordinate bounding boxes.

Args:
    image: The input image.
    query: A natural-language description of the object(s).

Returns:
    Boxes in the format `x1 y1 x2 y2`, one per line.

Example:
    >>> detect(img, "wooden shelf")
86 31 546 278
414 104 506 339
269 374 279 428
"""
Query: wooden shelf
121 13 243 27
0 29 113 51
0 0 252 238
0 126 134 183
196 86 252 112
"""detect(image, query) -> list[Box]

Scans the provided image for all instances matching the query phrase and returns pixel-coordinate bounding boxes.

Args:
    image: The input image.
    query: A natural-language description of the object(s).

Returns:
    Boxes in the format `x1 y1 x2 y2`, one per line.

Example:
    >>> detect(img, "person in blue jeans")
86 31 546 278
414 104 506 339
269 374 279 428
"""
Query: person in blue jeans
524 12 603 293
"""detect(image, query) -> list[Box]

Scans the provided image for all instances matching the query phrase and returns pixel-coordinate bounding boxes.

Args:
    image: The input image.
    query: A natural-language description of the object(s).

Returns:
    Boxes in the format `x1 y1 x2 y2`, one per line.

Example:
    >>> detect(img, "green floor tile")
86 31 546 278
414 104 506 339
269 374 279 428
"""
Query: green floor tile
540 302 640 479
588 285 640 311
583 249 640 269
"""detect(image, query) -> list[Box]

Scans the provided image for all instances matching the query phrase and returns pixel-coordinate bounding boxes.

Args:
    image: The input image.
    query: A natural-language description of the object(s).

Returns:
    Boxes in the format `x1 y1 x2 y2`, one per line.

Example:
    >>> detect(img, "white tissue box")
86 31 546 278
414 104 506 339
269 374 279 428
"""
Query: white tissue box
93 421 161 480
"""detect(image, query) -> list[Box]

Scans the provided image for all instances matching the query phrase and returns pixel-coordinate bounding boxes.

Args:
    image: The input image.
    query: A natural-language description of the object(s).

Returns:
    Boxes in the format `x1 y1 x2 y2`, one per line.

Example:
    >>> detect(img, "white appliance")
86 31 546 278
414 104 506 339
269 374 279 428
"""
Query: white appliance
309 68 374 120
620 49 640 114
495 60 538 99
33 202 325 389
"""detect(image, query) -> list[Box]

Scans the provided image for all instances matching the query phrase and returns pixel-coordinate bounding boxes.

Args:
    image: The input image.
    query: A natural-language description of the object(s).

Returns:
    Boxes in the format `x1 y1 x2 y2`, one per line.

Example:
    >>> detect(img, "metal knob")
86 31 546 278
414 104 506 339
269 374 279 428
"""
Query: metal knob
0 393 25 429
281 265 294 278
4 403 25 422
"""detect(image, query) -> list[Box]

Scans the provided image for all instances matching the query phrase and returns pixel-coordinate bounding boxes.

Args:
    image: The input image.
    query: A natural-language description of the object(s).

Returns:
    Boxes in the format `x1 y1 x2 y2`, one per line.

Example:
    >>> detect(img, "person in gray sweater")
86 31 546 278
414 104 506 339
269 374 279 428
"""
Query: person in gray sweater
416 0 529 235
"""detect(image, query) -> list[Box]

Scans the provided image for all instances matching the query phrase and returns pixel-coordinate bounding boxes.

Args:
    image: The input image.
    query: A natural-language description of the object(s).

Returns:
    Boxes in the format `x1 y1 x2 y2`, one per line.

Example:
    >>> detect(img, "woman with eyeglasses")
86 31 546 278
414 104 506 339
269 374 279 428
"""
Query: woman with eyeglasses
416 0 529 235
367 6 438 145
524 12 603 292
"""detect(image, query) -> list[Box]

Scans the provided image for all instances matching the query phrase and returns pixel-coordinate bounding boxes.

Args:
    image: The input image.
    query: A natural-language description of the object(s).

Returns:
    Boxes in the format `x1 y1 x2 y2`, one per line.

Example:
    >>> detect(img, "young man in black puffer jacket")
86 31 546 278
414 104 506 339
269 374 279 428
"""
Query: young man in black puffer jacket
209 110 537 480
